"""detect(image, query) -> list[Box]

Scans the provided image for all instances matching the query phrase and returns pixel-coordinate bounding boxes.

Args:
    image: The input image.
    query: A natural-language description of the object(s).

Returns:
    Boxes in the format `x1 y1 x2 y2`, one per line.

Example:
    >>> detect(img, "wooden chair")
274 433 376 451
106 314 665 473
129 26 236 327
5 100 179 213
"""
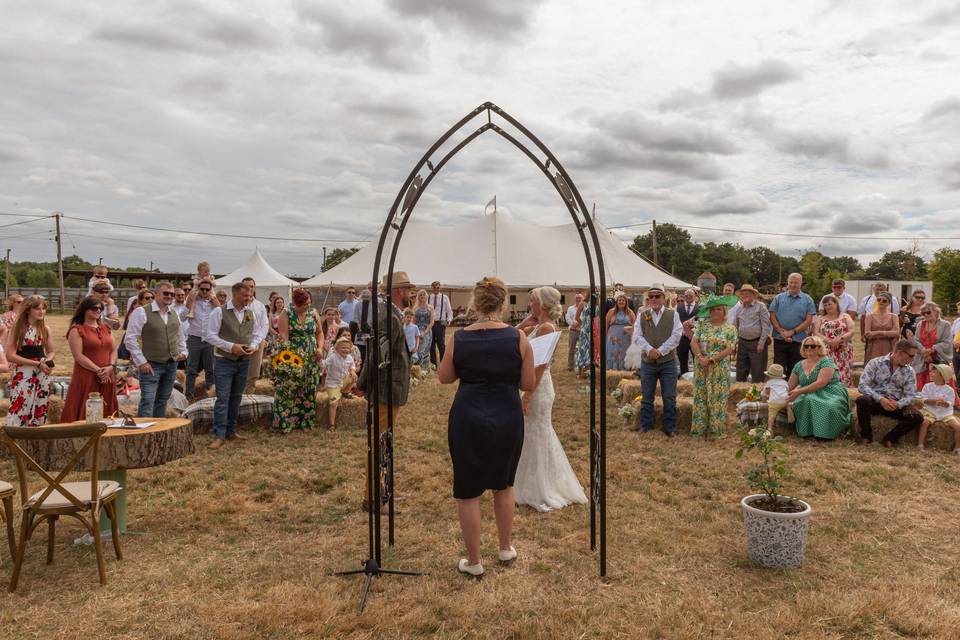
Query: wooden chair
0 479 15 560
2 422 123 591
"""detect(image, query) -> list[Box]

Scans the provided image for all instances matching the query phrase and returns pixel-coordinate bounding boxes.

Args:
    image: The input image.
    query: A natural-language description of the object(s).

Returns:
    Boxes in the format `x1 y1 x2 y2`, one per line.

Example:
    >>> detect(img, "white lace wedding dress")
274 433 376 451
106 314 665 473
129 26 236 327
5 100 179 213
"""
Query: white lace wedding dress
514 358 588 512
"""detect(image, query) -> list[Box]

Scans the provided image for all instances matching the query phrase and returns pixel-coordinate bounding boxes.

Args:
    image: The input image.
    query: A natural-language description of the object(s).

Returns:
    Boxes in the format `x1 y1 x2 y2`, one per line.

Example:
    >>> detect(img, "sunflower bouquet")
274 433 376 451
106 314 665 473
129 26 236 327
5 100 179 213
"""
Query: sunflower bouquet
267 343 307 386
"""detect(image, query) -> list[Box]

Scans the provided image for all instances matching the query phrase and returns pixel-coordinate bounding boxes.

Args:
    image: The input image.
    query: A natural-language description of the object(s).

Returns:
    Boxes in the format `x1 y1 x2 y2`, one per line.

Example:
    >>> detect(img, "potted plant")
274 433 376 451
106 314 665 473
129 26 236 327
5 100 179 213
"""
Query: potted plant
735 425 812 569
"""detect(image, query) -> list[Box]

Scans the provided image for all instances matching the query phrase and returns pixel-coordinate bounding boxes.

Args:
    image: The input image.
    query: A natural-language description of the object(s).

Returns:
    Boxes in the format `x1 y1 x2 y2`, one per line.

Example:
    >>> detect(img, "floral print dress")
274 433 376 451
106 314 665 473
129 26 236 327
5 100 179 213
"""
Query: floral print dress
273 308 323 433
6 326 50 426
691 321 737 438
414 305 432 368
605 309 631 370
819 317 853 387
575 305 595 370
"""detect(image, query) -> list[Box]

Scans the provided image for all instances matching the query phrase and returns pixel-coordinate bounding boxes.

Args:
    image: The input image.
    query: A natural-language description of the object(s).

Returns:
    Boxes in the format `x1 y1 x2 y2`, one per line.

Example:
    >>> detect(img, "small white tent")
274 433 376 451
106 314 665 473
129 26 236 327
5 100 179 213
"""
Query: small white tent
301 210 690 291
215 248 298 303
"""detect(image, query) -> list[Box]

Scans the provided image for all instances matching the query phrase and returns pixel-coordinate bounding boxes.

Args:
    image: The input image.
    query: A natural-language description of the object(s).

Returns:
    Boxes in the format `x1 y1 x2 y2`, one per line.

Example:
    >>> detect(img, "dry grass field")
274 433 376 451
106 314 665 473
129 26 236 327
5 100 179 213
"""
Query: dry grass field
2 321 960 639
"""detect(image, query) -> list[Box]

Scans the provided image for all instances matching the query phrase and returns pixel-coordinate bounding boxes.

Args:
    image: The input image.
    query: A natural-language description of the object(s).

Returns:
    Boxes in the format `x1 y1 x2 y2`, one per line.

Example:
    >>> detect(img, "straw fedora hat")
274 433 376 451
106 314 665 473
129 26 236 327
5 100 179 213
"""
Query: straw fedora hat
737 284 760 295
380 271 415 289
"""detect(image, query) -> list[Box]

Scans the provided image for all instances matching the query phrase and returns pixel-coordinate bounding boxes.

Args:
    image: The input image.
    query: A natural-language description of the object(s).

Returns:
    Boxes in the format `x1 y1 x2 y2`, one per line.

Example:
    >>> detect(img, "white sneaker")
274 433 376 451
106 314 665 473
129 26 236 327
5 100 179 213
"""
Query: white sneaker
458 559 484 577
498 546 517 564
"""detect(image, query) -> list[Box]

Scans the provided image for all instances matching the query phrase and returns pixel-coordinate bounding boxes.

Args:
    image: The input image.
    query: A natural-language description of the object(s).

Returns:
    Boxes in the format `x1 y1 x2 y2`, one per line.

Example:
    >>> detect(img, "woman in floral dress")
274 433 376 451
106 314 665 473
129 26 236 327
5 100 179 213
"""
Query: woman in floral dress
690 295 738 438
575 297 596 377
274 288 324 432
4 296 55 426
813 294 855 387
413 289 434 370
605 294 635 370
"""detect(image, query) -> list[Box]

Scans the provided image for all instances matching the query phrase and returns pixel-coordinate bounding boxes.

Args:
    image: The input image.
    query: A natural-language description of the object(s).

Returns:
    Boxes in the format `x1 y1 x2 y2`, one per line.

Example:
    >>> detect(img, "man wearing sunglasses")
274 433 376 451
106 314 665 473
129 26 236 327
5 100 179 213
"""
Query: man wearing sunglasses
124 281 188 417
629 283 682 437
856 339 922 447
184 276 220 398
819 279 858 319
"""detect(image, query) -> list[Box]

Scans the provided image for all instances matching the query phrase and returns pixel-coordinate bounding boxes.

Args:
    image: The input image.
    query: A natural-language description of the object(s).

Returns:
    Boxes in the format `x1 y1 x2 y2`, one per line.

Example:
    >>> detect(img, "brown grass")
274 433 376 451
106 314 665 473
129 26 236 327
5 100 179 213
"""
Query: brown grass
2 329 960 639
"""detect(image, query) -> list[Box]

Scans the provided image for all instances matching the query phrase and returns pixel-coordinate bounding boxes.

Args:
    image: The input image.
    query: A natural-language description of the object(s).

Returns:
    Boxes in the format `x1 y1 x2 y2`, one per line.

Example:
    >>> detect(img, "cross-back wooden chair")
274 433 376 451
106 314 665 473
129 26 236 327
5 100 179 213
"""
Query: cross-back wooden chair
1 422 123 591
0 478 15 560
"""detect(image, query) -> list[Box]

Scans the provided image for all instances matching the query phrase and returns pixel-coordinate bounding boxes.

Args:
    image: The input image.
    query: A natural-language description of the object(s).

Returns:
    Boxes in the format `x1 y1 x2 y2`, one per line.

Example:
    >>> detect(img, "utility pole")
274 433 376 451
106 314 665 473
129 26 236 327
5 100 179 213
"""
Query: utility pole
54 212 65 311
651 219 658 266
4 248 9 300
323 246 327 271
98 257 103 265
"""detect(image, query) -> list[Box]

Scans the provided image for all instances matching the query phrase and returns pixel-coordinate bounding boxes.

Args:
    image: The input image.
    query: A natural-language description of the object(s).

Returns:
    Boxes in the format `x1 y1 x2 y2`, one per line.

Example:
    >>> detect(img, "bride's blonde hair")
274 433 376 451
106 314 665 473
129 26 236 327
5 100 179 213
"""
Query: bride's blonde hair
530 286 562 322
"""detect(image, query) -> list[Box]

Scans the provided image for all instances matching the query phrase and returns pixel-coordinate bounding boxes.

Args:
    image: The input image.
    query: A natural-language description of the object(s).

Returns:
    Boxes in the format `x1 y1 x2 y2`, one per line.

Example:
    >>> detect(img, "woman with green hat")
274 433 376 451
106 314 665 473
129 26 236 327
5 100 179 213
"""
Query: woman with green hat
690 294 739 437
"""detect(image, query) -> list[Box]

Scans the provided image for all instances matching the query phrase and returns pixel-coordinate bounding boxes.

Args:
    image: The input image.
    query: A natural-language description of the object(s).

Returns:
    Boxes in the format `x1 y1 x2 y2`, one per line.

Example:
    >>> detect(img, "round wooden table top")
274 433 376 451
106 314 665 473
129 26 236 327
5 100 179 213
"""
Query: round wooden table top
20 417 195 471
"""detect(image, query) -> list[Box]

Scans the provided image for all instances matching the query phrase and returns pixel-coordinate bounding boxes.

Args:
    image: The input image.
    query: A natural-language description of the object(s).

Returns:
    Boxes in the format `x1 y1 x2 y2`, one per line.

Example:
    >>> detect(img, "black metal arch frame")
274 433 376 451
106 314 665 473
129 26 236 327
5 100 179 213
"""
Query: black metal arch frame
368 101 608 577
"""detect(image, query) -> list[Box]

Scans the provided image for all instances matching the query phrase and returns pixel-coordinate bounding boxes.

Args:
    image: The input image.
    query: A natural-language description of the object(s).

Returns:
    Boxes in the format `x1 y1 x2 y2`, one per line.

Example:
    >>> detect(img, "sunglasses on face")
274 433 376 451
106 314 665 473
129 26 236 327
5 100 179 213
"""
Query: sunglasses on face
878 299 889 304
346 291 356 295
199 287 211 292
160 291 174 297
143 296 155 301
802 344 817 350
90 306 104 312
647 294 663 300
922 311 933 316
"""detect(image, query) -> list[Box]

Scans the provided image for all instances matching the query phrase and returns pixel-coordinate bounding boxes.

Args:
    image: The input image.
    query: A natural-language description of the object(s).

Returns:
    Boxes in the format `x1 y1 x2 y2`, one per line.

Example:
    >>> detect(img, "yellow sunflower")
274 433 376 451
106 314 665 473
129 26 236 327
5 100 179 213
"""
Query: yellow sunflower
291 355 304 367
279 350 294 363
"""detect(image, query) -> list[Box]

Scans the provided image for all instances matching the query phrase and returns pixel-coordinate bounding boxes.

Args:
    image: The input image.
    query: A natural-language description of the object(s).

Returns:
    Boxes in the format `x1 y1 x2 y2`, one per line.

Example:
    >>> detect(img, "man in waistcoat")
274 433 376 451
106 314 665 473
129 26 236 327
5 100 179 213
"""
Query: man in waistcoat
357 271 413 512
124 280 188 417
429 281 452 368
205 282 267 449
631 283 683 436
676 288 699 377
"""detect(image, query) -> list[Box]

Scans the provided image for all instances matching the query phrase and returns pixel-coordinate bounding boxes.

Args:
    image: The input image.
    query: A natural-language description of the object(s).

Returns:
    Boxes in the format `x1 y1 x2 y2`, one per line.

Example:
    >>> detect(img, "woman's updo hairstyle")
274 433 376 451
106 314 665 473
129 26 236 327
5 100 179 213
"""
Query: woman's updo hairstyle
530 286 562 322
471 276 508 315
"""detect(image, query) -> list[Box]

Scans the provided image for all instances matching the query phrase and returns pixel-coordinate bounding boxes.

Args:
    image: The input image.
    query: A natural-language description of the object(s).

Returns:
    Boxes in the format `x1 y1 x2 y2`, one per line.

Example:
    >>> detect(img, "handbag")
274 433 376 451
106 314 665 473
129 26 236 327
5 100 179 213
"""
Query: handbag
16 344 45 361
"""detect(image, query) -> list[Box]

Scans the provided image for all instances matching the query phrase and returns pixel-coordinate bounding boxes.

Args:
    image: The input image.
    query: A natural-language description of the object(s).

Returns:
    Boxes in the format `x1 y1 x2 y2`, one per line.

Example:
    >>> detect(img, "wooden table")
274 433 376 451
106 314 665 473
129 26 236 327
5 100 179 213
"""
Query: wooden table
18 418 194 533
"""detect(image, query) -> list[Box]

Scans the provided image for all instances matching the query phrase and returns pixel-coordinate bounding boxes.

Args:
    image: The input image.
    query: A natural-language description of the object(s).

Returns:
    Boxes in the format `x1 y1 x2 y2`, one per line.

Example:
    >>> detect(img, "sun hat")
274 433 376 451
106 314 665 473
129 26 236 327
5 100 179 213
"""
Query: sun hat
380 271 415 289
737 284 760 295
932 363 955 383
764 363 785 379
696 294 740 319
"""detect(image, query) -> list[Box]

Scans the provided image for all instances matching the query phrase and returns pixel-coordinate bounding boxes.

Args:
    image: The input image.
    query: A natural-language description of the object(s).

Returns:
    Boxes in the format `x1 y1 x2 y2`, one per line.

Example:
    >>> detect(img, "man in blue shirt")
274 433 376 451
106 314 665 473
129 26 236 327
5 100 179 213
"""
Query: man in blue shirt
338 287 362 325
769 273 816 376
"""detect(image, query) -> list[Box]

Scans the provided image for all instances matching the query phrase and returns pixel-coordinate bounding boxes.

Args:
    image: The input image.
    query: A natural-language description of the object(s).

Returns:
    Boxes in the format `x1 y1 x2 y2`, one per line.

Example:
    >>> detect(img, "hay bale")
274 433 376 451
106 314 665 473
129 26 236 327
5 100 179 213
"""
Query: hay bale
627 397 694 433
48 395 64 423
253 379 275 396
316 393 367 429
617 379 642 401
176 370 186 386
606 369 634 389
677 378 693 397
411 364 424 380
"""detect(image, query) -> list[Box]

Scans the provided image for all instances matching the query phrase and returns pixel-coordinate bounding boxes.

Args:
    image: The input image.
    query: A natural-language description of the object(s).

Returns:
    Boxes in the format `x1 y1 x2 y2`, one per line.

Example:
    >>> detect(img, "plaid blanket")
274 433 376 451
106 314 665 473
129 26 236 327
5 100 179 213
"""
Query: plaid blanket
184 394 274 430
736 400 790 429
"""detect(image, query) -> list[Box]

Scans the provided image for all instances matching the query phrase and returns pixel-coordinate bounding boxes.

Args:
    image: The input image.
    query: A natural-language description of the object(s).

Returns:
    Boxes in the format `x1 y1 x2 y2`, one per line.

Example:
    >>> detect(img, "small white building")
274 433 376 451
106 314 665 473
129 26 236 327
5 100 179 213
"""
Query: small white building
844 280 933 306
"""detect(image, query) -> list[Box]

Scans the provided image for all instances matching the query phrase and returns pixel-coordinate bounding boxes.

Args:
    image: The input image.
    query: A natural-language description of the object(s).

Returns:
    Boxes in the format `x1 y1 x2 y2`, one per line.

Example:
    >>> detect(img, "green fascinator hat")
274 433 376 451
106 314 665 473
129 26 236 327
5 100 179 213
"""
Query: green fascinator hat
696 294 740 319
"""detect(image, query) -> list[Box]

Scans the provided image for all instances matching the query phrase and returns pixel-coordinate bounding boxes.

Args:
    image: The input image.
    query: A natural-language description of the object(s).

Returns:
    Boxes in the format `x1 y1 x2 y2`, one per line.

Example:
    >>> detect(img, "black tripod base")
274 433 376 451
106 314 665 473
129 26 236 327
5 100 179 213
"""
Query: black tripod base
333 558 423 614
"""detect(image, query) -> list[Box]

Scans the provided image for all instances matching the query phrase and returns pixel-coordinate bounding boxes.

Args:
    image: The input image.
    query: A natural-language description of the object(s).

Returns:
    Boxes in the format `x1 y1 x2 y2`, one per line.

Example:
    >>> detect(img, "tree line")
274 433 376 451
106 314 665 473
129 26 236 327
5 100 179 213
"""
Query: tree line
630 223 960 307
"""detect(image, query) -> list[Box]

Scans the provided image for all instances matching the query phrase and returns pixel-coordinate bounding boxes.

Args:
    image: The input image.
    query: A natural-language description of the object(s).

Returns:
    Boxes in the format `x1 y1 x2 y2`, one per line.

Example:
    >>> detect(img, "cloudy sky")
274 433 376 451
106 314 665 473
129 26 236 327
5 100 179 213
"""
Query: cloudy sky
2 0 959 276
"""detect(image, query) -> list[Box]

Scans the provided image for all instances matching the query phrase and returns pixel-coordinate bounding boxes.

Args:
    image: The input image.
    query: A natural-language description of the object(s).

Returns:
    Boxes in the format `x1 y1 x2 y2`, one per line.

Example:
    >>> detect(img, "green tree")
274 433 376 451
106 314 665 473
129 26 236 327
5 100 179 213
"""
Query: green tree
24 268 57 287
700 242 751 287
747 247 784 287
928 248 960 309
321 247 360 272
865 250 927 280
823 256 863 277
630 223 702 282
800 251 828 299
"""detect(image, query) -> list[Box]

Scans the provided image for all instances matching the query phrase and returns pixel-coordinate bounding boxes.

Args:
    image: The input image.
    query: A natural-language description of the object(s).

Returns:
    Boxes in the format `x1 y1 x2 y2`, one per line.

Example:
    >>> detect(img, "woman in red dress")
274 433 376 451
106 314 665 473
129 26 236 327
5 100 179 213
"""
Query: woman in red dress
61 296 118 422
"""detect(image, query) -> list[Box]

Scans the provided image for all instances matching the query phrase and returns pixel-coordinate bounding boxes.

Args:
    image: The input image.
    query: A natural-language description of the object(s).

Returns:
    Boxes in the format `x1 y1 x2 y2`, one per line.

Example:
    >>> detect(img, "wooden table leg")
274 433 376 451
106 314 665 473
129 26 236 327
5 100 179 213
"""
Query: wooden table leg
98 470 127 534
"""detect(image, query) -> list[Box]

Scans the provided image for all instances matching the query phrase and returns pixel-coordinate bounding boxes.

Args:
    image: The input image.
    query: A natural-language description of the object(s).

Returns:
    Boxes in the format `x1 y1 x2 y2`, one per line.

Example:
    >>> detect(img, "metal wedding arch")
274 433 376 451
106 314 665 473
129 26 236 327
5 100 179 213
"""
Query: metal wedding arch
367 101 609 577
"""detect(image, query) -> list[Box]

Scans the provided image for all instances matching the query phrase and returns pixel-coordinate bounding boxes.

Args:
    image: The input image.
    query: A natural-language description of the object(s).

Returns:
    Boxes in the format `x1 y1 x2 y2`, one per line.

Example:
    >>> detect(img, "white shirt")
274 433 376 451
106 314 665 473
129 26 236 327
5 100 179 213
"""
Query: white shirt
205 301 269 356
124 302 188 367
727 301 741 326
126 294 139 316
338 298 362 325
763 378 789 405
951 318 960 342
250 298 269 342
565 304 579 328
100 300 120 330
186 298 217 339
859 293 900 316
171 302 188 321
819 291 858 315
429 292 453 324
919 382 957 421
323 350 356 388
631 307 683 356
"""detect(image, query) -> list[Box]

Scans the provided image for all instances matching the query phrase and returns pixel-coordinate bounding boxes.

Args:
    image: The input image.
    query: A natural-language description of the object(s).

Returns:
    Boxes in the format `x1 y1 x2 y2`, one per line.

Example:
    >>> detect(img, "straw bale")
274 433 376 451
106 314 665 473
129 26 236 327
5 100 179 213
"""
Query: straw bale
625 397 694 433
606 369 634 389
316 393 366 429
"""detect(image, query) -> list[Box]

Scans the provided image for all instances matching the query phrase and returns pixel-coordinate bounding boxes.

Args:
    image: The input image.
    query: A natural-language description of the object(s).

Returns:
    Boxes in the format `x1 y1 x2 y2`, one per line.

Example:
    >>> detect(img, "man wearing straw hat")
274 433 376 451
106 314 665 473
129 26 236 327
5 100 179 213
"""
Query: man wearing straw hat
733 284 772 383
357 271 413 511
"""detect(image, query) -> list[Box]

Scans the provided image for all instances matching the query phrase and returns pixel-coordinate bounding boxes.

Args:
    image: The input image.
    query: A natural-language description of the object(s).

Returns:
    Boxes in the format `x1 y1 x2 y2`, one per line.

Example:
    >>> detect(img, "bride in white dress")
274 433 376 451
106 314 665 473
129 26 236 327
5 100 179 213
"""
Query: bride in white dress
514 286 588 512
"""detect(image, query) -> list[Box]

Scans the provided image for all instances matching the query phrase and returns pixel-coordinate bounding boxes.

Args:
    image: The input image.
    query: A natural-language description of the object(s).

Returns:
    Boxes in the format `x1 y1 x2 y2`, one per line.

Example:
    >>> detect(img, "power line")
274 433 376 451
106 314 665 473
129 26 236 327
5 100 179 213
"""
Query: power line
62 213 370 243
0 216 52 230
0 212 55 219
606 219 960 241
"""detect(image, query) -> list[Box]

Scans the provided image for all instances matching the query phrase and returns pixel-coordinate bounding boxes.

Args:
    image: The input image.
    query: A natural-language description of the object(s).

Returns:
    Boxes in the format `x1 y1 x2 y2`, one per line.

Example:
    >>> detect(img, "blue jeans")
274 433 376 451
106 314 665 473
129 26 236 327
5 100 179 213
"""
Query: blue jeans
138 360 178 418
639 359 678 434
212 357 251 440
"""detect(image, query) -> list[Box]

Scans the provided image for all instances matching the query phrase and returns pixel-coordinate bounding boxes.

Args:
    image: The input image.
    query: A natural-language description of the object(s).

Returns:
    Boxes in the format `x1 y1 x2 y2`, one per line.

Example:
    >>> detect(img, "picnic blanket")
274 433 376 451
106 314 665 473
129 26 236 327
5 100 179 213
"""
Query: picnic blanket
736 400 790 429
184 394 274 430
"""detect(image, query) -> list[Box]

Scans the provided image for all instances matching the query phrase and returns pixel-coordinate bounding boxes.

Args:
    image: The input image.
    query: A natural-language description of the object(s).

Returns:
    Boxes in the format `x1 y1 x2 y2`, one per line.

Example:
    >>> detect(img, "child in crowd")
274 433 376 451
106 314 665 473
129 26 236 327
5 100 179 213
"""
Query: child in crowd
334 327 361 376
761 364 791 430
403 309 419 364
86 265 110 295
917 364 960 453
321 336 357 430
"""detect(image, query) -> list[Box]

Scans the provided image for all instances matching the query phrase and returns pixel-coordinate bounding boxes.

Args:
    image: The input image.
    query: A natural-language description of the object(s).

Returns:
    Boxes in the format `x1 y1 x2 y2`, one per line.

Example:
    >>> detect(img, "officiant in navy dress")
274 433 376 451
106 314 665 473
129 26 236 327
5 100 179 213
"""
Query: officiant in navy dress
439 276 536 578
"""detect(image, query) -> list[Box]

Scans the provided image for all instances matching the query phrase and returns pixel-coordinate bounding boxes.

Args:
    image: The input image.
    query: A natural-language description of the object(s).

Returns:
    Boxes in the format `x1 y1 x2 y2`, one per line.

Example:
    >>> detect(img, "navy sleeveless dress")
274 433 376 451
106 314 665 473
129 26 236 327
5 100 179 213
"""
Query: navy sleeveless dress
448 326 524 499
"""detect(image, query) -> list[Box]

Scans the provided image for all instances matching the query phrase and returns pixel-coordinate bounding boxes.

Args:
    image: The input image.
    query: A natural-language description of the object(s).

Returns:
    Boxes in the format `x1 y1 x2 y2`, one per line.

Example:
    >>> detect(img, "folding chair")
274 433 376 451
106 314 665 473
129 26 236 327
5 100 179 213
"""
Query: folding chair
2 422 123 591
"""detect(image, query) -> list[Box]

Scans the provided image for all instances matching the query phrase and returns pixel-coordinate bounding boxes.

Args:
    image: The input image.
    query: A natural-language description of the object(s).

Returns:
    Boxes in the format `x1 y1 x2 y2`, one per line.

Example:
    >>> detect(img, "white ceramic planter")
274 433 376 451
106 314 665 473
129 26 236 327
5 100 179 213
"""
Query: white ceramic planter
741 494 812 569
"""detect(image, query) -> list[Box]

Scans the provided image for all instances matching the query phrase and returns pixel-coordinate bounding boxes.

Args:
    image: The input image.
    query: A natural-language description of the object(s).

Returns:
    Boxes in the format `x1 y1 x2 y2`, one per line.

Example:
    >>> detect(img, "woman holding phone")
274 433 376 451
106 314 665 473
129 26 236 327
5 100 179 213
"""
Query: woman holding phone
61 296 118 422
4 295 55 426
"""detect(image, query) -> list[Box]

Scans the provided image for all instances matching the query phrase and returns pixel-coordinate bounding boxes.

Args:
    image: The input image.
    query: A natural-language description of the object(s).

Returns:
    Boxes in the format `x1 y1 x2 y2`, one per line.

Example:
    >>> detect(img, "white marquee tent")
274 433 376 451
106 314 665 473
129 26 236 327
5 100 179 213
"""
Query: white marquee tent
301 210 690 291
215 248 299 303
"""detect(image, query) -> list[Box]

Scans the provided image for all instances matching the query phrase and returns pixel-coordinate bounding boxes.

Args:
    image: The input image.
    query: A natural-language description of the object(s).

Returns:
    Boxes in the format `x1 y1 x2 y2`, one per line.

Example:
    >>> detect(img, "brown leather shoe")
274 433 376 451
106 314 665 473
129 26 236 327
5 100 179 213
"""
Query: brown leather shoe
226 433 247 441
209 438 225 449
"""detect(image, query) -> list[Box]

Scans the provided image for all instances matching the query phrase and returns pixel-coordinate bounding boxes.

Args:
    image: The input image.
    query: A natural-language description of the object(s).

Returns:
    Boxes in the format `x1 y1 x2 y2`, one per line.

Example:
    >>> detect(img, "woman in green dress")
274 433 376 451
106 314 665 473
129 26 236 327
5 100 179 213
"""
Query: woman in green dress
274 288 324 432
787 335 852 440
690 294 738 437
